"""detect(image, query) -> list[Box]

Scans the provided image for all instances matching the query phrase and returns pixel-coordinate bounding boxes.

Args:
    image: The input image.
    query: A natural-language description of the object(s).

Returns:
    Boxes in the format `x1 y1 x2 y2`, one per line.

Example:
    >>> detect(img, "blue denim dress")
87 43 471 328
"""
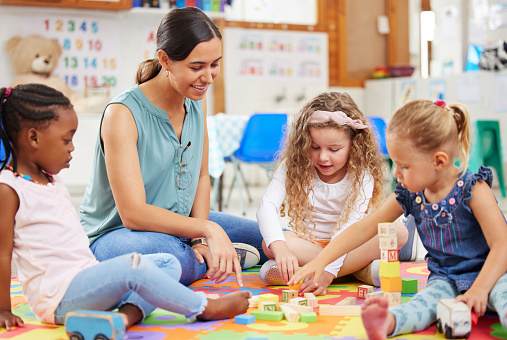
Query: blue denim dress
395 166 500 292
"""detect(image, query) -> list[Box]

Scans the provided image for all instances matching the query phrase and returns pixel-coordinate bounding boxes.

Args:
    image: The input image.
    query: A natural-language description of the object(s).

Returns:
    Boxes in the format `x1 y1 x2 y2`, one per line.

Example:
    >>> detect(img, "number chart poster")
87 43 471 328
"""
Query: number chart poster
21 15 120 95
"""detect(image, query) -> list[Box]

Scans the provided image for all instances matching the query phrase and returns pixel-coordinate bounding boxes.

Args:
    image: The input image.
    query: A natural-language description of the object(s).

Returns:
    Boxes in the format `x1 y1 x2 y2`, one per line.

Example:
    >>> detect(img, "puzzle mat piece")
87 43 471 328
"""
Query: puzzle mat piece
196 330 330 340
190 273 263 289
190 286 271 297
0 323 64 340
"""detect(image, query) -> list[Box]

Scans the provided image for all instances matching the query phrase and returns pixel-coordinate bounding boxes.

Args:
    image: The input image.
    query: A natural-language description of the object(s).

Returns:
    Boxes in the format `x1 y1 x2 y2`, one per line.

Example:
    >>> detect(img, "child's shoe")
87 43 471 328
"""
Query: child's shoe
259 259 285 285
233 243 261 269
352 259 381 287
398 215 419 262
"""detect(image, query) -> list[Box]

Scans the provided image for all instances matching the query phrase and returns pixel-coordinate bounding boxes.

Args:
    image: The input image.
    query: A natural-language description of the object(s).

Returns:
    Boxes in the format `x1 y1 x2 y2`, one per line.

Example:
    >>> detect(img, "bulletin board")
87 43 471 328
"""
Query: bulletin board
231 28 327 83
21 15 121 95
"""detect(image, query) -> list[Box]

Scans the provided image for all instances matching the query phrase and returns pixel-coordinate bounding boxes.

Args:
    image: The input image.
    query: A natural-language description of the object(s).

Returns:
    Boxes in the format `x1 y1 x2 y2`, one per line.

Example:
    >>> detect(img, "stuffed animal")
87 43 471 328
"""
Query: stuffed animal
6 34 109 113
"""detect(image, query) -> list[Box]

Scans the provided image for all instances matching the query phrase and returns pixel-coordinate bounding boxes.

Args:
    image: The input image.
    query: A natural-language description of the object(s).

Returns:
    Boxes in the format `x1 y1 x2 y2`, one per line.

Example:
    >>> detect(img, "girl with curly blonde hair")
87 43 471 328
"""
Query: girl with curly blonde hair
257 92 408 295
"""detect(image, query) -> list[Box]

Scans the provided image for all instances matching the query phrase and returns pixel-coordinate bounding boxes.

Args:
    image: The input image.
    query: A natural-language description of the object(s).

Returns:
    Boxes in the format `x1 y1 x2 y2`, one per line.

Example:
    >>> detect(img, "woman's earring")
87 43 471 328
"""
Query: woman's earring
166 69 169 77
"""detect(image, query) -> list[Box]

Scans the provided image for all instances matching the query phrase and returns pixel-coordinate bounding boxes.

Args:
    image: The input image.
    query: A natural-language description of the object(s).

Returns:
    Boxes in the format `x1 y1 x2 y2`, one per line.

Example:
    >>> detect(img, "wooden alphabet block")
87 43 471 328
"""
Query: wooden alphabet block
378 222 397 236
357 285 374 299
282 290 298 303
365 291 384 300
379 261 400 277
303 293 319 307
379 236 398 250
248 295 259 308
260 301 277 311
251 310 284 321
380 249 399 262
290 297 308 306
385 291 401 306
402 278 418 294
381 276 402 292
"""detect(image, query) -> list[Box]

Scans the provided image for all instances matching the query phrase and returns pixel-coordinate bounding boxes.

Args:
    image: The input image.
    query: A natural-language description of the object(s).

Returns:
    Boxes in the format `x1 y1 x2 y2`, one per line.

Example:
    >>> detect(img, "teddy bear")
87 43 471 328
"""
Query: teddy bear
6 34 110 113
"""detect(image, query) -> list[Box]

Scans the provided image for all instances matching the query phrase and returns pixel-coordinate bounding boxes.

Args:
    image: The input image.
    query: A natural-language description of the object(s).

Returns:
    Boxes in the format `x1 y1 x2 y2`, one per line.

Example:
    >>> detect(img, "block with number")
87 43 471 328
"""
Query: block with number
304 293 319 307
381 249 399 262
378 223 397 236
402 278 418 294
379 261 400 277
385 291 401 306
379 236 398 250
381 276 402 292
282 290 298 303
357 285 374 299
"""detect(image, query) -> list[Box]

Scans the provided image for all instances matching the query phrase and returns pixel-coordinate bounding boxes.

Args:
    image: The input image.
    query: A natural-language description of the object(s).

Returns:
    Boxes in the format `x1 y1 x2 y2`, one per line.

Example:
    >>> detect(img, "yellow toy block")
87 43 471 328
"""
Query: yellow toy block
258 293 279 308
379 261 400 277
378 223 396 236
381 276 402 292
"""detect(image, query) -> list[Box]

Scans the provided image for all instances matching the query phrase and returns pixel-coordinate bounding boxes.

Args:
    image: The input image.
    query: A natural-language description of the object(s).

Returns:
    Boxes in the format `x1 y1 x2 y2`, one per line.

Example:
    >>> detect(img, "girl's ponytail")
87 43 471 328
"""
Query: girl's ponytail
449 103 471 175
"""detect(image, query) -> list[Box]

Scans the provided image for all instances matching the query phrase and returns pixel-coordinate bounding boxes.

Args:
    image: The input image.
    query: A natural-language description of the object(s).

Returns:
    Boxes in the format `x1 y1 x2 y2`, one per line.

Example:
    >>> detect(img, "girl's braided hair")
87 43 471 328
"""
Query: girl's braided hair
0 83 73 172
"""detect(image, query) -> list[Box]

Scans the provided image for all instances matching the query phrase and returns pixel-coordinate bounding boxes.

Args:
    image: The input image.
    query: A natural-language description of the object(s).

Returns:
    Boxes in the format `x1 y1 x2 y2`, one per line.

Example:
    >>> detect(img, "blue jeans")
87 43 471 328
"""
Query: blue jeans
389 274 507 336
54 253 207 325
90 211 268 285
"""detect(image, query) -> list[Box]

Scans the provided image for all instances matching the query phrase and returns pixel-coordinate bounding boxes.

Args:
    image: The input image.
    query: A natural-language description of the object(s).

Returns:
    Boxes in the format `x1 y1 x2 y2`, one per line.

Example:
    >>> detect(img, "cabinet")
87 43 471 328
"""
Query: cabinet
0 0 131 10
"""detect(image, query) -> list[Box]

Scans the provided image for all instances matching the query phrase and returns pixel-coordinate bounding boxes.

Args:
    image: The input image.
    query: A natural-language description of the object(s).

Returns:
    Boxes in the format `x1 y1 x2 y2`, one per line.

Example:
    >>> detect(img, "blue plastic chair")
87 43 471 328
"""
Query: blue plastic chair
368 116 395 190
0 140 6 163
224 113 288 215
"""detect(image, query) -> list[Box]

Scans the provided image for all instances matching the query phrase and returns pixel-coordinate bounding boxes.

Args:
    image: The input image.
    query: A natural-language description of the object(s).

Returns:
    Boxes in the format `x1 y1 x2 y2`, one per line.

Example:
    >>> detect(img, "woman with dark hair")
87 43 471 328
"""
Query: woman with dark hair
79 7 267 286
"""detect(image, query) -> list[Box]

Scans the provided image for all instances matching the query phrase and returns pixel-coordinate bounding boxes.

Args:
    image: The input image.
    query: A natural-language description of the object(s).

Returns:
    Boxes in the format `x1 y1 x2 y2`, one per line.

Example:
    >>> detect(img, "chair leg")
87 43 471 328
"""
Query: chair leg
224 160 247 215
210 176 220 211
237 164 253 203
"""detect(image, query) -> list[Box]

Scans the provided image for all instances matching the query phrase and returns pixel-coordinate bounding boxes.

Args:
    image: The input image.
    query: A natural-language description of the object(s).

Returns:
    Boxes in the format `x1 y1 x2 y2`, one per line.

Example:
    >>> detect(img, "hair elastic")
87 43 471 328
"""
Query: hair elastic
309 110 369 131
4 87 12 99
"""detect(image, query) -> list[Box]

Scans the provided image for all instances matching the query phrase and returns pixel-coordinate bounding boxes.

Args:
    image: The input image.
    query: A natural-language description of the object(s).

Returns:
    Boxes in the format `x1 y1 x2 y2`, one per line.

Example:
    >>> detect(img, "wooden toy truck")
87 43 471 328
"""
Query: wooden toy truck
64 310 126 340
436 299 472 339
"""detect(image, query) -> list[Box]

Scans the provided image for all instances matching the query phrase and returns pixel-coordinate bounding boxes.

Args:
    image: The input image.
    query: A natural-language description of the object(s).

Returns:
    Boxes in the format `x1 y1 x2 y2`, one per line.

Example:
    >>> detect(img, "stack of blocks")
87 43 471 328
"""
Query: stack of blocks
357 223 419 305
378 222 402 307
237 292 318 324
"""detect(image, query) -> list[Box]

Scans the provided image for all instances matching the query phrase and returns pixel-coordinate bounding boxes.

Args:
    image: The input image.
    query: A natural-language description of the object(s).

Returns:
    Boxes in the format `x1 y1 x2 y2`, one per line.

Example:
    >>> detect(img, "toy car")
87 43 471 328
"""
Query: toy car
64 310 125 340
436 299 472 339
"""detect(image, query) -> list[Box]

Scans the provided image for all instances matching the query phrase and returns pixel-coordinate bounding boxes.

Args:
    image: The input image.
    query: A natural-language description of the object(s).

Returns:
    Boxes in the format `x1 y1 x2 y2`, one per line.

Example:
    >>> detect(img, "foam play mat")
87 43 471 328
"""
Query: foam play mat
4 262 507 339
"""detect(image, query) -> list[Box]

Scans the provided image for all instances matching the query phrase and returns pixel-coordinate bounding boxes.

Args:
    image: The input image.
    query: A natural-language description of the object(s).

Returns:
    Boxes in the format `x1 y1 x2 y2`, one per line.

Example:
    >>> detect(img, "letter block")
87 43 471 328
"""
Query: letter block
366 291 384 300
385 291 401 306
290 297 308 306
379 261 400 277
381 276 402 292
260 301 277 311
357 285 374 299
378 223 396 236
381 249 399 262
379 236 398 250
282 290 298 303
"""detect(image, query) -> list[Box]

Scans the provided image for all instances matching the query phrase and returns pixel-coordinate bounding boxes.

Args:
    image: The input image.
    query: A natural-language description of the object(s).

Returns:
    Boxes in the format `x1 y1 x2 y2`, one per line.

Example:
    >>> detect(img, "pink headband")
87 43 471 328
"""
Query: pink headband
4 87 12 99
309 110 369 131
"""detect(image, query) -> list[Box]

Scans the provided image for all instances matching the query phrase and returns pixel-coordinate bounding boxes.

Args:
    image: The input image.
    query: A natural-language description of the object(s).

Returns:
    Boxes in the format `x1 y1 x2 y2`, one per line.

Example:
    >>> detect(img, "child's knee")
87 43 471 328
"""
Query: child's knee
394 220 409 249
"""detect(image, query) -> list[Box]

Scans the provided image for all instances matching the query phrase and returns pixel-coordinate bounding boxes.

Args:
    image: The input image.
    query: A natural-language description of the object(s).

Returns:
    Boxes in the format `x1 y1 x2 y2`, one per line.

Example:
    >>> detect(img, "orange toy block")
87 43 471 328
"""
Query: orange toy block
381 276 402 292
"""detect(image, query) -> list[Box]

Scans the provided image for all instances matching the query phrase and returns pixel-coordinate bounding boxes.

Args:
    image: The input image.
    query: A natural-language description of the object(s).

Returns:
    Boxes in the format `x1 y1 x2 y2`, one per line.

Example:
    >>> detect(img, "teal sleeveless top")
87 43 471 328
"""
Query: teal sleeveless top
79 85 204 244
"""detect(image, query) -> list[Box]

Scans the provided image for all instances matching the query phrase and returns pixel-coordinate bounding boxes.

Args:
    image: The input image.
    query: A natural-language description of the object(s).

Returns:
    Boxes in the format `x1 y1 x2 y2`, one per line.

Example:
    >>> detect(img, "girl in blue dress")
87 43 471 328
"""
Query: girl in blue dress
290 99 507 339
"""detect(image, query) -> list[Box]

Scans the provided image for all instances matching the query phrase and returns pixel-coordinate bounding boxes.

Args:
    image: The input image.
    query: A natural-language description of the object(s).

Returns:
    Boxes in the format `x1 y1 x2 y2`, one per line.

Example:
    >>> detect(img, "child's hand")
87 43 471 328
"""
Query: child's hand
270 242 299 284
288 258 327 288
299 271 334 296
455 287 489 317
0 311 24 330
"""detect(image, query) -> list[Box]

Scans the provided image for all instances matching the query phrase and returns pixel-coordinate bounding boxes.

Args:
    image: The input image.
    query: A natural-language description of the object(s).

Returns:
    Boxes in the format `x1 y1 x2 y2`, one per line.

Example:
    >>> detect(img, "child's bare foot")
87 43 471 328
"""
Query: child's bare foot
197 291 252 321
361 296 390 340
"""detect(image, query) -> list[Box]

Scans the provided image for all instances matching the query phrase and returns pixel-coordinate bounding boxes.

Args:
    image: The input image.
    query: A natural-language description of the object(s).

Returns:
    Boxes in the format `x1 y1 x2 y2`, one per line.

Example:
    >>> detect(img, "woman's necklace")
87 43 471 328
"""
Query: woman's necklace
6 165 54 186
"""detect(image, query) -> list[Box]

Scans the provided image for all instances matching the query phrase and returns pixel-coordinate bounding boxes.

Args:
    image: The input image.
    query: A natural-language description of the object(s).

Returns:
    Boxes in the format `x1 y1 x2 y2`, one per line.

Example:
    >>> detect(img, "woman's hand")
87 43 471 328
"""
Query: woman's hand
0 311 23 330
455 286 489 317
192 244 211 265
299 271 334 296
270 242 299 284
204 222 243 287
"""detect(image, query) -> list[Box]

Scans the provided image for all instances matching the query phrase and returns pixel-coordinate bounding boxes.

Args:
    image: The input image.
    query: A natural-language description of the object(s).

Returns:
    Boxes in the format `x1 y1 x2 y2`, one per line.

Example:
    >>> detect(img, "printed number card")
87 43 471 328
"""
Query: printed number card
21 15 121 95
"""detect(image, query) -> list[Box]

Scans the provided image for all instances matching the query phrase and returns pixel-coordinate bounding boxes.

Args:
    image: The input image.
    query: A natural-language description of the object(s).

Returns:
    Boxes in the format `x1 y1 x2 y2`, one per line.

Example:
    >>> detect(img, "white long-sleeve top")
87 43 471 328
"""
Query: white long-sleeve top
257 161 374 276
